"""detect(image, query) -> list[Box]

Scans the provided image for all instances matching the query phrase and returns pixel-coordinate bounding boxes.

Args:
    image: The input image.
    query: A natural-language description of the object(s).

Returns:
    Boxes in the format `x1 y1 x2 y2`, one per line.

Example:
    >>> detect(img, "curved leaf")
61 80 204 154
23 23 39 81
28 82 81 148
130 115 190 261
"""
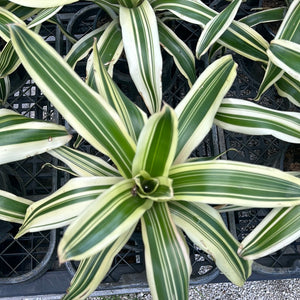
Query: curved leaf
10 24 136 178
132 105 177 177
175 55 236 164
16 177 121 237
58 179 153 262
142 202 191 300
0 190 32 224
169 201 252 286
120 0 162 114
170 160 300 207
239 206 300 260
0 76 10 105
8 0 79 8
49 146 120 177
0 109 71 165
0 40 20 77
215 98 300 143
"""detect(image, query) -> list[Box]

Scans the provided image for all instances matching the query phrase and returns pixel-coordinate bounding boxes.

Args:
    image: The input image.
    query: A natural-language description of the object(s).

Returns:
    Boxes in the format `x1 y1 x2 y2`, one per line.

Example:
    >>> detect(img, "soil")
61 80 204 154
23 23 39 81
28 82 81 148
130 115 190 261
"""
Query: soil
284 144 300 171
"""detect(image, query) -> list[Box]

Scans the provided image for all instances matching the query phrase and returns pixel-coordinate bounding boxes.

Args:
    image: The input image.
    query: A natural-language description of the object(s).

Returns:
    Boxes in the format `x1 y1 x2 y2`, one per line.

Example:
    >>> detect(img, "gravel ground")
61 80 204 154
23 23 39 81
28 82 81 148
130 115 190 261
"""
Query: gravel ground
90 278 300 299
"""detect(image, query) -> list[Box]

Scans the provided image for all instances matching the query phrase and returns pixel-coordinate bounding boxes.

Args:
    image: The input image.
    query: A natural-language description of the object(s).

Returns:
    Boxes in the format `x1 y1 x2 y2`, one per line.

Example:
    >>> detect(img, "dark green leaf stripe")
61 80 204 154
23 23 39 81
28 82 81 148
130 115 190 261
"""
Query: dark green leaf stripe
215 98 300 143
132 105 177 177
50 146 120 177
175 55 236 163
17 177 121 236
120 0 162 114
63 226 136 300
27 6 62 28
58 180 153 262
93 40 146 143
169 201 252 285
158 20 196 86
0 76 10 104
8 0 79 7
170 161 300 207
239 206 300 259
152 0 268 62
10 24 136 178
142 202 190 300
4 3 39 21
0 190 32 223
0 41 20 77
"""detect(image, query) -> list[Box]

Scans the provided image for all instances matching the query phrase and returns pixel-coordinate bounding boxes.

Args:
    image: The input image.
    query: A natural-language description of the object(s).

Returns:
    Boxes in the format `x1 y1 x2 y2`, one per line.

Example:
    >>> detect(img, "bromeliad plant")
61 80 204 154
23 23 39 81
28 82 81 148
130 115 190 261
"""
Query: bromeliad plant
0 13 300 299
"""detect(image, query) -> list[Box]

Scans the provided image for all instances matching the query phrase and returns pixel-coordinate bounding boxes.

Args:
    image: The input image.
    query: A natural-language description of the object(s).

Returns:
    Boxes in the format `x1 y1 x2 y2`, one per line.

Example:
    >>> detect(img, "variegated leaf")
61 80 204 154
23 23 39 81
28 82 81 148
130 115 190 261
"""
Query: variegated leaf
170 160 300 207
267 40 300 81
132 105 177 178
169 201 252 286
152 0 269 62
275 72 300 107
0 76 10 105
118 0 141 8
215 98 300 143
58 179 153 262
8 0 79 8
4 3 40 21
49 146 120 177
174 55 236 164
27 6 63 29
142 202 191 300
93 40 147 143
0 190 32 224
63 225 136 300
16 177 122 237
239 206 300 260
196 0 242 59
120 0 162 114
10 24 136 178
0 109 71 164
157 19 196 87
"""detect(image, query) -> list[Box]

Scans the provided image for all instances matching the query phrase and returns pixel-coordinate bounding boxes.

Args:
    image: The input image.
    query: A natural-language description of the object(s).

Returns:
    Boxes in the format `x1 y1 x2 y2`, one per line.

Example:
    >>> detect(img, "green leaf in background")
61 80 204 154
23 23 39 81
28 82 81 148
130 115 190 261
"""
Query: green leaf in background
267 39 300 81
10 24 136 178
58 179 153 262
175 55 236 164
49 146 120 177
0 40 20 77
142 202 191 300
120 0 162 114
215 98 300 143
169 201 252 286
157 20 196 87
0 190 33 224
196 0 242 59
132 105 177 178
0 109 71 165
62 226 136 300
92 40 147 143
239 206 300 260
0 76 10 105
16 177 122 237
170 160 300 207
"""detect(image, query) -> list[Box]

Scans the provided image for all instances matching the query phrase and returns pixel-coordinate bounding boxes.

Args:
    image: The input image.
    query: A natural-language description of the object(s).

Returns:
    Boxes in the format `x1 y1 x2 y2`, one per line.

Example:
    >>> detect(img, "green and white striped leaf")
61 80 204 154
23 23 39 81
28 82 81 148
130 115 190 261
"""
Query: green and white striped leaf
65 25 108 69
0 40 21 77
48 16 77 44
275 72 300 107
170 160 300 207
58 179 153 262
174 55 236 164
158 20 196 87
142 202 191 300
132 105 177 178
49 146 120 177
152 0 269 62
239 7 286 27
27 6 63 29
0 190 33 224
16 177 121 237
267 40 300 81
215 98 300 143
4 3 40 21
86 19 123 89
0 6 25 41
8 0 79 8
169 201 252 286
10 24 136 178
93 40 147 143
63 226 136 300
120 0 162 114
0 109 71 164
0 76 10 105
196 0 242 59
239 206 300 260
